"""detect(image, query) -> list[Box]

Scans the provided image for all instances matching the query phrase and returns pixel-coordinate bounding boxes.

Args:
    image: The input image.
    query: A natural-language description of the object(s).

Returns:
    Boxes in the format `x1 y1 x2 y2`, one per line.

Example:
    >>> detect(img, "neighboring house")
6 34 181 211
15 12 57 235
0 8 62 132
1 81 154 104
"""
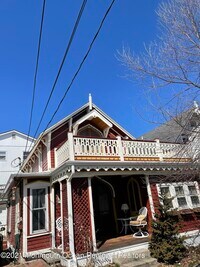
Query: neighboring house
140 102 200 144
4 97 200 266
0 130 35 234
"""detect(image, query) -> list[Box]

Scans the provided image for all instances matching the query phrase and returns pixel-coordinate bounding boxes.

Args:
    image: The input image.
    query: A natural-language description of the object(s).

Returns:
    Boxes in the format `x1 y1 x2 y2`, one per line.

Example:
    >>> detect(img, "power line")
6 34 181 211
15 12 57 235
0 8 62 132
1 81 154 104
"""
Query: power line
25 0 46 152
33 0 88 139
0 1 46 200
44 0 116 132
2 0 116 213
1 0 88 200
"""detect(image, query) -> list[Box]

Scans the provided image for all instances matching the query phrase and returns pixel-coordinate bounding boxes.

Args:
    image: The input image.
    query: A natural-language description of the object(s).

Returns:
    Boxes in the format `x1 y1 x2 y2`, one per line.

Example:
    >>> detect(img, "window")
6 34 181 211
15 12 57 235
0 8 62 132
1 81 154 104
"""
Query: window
160 186 173 208
175 186 187 208
188 185 200 206
181 133 188 143
12 133 16 139
158 182 200 210
0 151 6 160
30 184 48 234
77 125 103 138
23 151 29 161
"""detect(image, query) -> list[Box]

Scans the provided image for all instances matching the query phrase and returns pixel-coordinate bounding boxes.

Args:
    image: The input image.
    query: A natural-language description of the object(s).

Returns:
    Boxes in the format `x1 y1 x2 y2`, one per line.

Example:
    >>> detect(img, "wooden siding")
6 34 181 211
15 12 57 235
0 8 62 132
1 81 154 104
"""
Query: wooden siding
7 198 16 246
27 234 52 252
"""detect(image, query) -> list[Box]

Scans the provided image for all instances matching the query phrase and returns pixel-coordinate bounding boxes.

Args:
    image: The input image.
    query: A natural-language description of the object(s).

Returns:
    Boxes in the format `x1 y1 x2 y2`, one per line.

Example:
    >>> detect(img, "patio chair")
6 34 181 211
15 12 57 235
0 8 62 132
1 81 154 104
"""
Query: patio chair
129 207 149 238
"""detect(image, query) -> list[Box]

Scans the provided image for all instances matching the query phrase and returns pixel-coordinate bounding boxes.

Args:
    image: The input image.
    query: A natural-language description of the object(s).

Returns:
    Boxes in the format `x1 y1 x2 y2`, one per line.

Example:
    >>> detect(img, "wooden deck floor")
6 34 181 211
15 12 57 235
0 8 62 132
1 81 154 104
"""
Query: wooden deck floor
98 234 149 252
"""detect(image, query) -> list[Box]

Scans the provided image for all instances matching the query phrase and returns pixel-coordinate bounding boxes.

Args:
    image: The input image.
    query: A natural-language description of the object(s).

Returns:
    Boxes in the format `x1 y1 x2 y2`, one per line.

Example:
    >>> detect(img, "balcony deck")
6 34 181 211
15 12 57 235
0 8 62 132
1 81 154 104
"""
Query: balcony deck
55 135 191 167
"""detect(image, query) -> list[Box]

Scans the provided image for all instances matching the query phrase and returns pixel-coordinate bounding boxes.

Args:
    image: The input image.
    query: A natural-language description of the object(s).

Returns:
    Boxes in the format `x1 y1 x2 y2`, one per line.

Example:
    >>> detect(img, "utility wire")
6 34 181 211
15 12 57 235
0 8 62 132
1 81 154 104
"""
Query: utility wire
1 0 88 201
25 0 46 152
2 0 116 208
33 0 88 139
43 0 116 132
1 0 46 201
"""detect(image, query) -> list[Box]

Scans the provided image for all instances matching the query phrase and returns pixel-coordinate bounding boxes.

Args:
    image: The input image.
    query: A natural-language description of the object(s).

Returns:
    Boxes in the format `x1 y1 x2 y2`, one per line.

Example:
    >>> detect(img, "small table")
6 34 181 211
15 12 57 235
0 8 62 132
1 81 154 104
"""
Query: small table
117 218 133 235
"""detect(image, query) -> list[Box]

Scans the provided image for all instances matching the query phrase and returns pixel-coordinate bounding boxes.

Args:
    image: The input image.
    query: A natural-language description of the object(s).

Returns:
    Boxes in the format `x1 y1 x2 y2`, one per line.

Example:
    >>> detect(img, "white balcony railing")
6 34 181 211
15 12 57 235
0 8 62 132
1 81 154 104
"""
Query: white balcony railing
55 140 69 166
55 134 190 167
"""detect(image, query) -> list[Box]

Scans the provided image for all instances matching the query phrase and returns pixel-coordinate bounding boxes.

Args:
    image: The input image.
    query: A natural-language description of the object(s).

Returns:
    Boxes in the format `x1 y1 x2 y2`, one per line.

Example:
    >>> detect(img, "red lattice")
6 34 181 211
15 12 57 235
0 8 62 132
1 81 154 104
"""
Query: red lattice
72 178 92 254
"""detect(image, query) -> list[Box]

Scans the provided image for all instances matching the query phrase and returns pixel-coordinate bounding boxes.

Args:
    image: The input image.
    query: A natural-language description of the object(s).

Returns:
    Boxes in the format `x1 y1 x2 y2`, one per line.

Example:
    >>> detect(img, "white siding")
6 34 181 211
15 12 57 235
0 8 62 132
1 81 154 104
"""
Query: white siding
0 131 35 184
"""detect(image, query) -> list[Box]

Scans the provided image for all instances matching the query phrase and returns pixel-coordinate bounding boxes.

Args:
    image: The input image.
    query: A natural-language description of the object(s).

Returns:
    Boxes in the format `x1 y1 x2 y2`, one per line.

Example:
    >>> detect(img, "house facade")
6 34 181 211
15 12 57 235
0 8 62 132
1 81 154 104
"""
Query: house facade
0 130 35 235
4 98 200 265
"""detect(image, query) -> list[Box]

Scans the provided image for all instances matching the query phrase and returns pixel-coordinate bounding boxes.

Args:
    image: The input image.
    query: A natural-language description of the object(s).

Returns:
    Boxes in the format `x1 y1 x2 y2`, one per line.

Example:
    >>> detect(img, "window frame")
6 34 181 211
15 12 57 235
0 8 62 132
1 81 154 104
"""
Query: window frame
0 151 6 161
157 181 200 210
77 124 103 138
29 182 49 235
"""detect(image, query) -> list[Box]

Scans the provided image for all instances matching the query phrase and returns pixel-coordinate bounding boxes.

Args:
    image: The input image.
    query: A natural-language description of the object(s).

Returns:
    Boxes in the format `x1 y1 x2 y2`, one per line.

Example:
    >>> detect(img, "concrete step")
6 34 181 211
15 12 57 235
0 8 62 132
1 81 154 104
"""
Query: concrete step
121 257 158 267
113 248 150 265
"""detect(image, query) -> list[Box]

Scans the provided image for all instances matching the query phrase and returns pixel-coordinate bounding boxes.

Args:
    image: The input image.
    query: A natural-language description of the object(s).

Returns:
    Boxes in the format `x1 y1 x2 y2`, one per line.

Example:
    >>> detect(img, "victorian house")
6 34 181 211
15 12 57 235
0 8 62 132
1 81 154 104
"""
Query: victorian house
4 97 200 266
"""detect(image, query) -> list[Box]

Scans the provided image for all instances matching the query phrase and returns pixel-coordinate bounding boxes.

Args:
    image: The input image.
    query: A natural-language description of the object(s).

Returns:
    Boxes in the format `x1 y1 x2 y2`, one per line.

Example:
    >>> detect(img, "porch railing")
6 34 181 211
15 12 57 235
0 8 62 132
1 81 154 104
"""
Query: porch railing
55 133 190 166
55 140 69 166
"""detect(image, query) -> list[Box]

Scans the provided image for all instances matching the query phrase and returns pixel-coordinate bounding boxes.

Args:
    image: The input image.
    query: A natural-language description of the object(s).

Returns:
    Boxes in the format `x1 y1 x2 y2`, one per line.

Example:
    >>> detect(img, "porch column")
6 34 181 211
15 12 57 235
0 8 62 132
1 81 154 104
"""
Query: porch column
51 185 56 248
68 132 75 161
67 179 75 256
88 177 97 252
117 136 124 161
59 181 64 252
47 132 51 170
155 139 163 161
145 175 155 219
23 179 27 254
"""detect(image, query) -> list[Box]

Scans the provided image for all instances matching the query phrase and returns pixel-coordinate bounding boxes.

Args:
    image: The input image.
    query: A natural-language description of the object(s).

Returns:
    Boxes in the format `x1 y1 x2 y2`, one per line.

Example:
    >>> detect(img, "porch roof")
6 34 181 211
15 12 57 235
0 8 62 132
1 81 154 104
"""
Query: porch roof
4 171 51 195
51 160 197 182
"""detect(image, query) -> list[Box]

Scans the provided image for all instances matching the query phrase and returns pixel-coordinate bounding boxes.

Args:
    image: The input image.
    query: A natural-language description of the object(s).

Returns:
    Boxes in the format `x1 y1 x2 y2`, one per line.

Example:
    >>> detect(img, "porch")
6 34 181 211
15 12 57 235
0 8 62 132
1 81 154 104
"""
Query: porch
98 234 149 252
52 173 151 254
90 175 150 244
55 134 191 167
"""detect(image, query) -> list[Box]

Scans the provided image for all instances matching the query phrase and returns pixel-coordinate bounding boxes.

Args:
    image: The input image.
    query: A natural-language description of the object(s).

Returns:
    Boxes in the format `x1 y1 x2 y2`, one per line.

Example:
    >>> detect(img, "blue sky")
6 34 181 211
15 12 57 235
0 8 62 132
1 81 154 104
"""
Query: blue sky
0 0 162 138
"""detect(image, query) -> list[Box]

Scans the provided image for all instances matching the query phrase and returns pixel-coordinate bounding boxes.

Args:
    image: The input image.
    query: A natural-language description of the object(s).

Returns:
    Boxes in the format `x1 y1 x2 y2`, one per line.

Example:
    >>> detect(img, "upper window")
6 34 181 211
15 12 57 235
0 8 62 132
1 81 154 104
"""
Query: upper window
77 125 103 138
0 151 6 161
12 133 16 139
23 151 29 161
181 133 188 143
30 185 48 234
158 181 200 210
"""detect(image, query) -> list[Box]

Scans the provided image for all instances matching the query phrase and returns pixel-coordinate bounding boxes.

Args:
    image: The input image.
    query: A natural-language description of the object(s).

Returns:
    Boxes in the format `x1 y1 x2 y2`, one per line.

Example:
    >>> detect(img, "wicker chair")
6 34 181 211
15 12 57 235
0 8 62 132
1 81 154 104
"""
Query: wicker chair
130 207 149 238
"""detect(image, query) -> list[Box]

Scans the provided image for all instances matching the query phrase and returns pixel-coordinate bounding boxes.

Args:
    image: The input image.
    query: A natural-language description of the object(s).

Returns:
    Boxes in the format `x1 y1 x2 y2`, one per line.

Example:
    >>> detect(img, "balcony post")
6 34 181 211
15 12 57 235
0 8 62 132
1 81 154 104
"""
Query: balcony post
155 139 163 161
117 136 124 161
68 132 75 161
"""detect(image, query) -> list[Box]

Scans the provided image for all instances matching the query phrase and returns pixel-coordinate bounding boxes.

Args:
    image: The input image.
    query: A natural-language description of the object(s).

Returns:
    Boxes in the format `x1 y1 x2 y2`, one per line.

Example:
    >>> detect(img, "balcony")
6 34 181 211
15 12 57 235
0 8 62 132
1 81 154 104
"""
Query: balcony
55 133 191 167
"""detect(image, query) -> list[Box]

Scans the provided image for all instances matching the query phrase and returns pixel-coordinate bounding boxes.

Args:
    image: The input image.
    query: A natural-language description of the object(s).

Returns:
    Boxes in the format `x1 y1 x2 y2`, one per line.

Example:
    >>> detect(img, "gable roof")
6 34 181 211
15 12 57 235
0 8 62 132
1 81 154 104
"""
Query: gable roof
21 99 135 170
0 130 35 141
42 101 135 140
140 104 200 143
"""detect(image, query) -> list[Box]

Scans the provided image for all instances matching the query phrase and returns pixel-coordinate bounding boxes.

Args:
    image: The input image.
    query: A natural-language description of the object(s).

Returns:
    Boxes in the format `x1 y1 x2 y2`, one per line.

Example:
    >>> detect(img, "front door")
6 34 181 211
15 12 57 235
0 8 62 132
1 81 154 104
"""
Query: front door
92 179 116 242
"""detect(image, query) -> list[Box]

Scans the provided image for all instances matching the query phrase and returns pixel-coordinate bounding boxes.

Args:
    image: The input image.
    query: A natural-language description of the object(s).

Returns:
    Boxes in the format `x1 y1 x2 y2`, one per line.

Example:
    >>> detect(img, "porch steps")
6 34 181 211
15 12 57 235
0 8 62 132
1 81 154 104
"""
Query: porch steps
113 248 158 267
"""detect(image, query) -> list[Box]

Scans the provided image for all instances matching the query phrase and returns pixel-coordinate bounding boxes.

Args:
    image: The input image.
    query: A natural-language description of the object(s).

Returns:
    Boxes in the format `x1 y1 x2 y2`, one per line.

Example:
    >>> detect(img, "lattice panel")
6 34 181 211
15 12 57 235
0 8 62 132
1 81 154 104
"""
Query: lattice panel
72 178 92 254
